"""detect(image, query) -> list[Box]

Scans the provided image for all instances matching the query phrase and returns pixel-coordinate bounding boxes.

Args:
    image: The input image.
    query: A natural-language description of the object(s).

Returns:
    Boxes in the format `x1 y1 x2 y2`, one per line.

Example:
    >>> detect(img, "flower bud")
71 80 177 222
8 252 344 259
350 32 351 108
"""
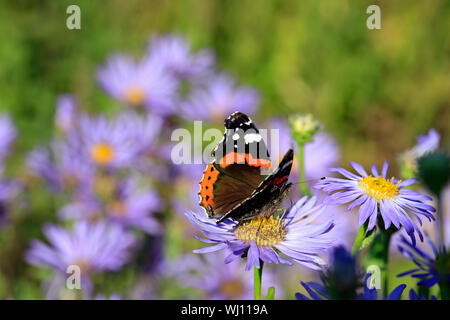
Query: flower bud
288 114 321 144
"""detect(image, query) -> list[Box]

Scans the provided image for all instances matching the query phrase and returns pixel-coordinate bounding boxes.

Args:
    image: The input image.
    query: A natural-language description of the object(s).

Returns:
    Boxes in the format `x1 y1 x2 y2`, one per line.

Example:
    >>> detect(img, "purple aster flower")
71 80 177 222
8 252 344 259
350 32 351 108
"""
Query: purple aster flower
185 196 335 271
295 245 361 300
408 289 437 300
0 113 16 161
406 128 440 161
105 178 161 234
58 195 103 221
0 168 20 226
296 274 407 300
397 232 450 288
147 34 214 80
25 221 136 292
55 94 77 133
304 133 341 181
60 178 161 235
97 54 178 115
26 140 94 192
115 111 164 160
399 128 440 178
360 283 406 300
169 252 278 300
26 147 61 190
180 73 259 122
76 114 142 169
314 161 436 245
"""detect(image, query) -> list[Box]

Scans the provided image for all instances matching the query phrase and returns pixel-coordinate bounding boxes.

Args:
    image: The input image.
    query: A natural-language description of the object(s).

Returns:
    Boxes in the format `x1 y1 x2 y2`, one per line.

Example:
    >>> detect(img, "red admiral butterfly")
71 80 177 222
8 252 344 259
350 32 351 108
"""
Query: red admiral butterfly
199 111 294 223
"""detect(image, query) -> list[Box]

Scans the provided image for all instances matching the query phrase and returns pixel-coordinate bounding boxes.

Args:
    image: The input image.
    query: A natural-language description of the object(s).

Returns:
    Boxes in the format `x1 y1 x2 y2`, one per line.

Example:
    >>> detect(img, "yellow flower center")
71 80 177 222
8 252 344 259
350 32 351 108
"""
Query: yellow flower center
234 215 286 247
90 143 115 166
124 86 145 106
93 173 116 200
109 201 127 218
358 175 400 201
219 279 245 299
71 259 91 274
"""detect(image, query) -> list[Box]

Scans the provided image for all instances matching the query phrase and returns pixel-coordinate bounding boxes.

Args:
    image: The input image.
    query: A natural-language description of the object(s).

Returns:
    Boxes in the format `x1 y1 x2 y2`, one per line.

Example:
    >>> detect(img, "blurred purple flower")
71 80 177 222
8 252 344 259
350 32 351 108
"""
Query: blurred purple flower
106 178 161 234
407 128 440 160
94 293 122 300
77 114 142 169
97 54 178 115
26 147 61 190
0 168 20 226
147 34 214 80
314 161 435 245
58 193 103 221
180 73 259 122
26 140 93 192
399 128 441 177
115 111 163 159
185 196 334 271
55 94 77 133
0 114 16 161
60 178 161 235
25 221 136 292
171 163 205 214
305 133 341 180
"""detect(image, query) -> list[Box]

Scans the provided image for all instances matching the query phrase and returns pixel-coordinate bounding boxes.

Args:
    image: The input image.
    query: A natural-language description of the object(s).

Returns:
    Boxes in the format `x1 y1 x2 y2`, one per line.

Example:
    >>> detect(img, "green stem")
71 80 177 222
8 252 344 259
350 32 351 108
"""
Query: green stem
436 194 444 249
254 261 263 300
297 142 311 197
364 223 394 299
439 276 450 300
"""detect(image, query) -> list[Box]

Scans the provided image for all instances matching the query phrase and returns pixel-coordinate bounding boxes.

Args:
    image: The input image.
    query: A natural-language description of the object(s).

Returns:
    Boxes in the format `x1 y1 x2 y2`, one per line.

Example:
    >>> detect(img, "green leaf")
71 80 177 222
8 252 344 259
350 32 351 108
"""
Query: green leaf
351 221 369 255
360 227 377 250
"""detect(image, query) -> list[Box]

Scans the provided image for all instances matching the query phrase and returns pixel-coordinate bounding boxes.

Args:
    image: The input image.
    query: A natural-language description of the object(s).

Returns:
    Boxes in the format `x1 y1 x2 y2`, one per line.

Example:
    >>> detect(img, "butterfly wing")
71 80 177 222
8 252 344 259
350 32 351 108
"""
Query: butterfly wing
199 112 272 219
215 149 294 223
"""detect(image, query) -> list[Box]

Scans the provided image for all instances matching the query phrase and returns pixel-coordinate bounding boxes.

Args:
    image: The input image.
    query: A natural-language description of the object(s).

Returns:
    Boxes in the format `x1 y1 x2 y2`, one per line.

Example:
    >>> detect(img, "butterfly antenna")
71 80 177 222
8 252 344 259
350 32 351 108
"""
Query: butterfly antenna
287 194 293 207
290 177 327 186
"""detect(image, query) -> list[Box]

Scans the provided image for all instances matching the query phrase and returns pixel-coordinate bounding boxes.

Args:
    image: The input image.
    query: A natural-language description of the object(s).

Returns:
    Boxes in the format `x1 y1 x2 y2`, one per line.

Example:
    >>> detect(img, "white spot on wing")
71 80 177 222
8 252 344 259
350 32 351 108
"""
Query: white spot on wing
244 133 262 144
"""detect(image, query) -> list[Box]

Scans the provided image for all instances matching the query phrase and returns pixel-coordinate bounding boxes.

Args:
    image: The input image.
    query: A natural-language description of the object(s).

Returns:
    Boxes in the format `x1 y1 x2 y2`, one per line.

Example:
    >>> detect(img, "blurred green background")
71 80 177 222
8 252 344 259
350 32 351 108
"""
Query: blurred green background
0 0 449 299
1 0 449 166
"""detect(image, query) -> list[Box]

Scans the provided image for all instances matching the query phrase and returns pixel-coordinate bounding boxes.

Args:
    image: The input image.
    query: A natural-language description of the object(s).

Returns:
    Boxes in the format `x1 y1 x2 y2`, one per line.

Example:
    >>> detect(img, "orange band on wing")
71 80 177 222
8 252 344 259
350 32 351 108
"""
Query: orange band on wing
199 164 220 208
218 152 271 169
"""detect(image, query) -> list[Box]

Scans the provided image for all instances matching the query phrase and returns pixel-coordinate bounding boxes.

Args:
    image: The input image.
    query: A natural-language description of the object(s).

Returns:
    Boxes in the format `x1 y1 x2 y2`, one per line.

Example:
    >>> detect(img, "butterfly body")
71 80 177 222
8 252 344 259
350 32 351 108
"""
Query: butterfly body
198 112 294 224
